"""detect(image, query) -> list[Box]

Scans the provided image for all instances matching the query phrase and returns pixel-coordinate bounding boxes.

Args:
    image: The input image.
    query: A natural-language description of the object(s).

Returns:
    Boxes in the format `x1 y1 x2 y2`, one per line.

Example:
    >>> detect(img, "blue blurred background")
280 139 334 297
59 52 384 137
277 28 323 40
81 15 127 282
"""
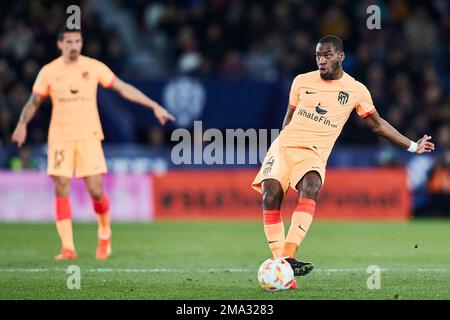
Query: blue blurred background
0 0 449 217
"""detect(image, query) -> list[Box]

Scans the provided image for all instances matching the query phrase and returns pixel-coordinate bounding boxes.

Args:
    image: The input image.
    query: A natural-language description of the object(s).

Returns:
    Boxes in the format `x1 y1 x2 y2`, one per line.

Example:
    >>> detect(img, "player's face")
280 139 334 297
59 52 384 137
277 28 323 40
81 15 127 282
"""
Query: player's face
315 43 344 80
57 32 83 61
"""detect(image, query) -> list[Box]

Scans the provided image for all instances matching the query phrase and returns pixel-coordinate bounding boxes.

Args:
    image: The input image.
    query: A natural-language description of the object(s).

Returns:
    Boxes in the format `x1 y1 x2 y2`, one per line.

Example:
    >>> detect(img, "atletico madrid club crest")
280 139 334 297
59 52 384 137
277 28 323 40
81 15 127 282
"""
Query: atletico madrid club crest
338 91 349 105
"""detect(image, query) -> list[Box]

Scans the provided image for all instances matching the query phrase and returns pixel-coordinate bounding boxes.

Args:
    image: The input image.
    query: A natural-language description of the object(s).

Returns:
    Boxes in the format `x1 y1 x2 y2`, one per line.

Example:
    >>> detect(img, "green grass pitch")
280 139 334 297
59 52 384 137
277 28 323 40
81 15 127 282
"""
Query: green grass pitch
0 220 449 299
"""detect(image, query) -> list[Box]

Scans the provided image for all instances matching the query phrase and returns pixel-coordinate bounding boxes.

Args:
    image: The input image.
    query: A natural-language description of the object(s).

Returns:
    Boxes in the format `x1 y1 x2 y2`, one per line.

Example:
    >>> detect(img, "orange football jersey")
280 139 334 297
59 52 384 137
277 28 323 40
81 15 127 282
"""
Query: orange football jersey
280 70 376 162
32 55 115 142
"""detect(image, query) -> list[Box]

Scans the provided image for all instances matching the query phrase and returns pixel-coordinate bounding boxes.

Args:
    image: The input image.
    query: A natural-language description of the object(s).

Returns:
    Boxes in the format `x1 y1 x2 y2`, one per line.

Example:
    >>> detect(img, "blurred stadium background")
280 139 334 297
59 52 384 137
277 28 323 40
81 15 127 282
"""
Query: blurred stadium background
0 0 448 221
1 0 450 301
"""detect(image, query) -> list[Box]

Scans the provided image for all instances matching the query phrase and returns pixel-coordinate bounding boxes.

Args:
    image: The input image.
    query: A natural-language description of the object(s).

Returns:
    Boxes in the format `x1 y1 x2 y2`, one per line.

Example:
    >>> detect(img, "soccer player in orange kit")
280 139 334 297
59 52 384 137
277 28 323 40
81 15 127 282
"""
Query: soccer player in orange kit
11 27 175 261
252 35 435 282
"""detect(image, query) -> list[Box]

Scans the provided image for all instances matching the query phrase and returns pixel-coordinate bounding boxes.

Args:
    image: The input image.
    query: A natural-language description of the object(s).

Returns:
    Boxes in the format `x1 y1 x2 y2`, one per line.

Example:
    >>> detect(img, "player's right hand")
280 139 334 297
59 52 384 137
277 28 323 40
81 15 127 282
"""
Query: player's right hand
154 106 176 125
11 123 27 147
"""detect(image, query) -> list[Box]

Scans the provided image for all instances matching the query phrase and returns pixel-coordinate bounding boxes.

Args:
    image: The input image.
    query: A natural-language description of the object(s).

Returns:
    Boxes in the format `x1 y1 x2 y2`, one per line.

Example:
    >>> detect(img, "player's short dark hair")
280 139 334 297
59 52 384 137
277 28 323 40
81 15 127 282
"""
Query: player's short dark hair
318 35 344 53
57 26 83 41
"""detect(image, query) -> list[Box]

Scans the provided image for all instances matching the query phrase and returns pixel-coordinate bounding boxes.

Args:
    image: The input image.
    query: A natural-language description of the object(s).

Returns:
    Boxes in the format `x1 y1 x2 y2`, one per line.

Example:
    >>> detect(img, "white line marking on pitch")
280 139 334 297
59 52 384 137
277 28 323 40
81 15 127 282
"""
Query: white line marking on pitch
0 267 449 273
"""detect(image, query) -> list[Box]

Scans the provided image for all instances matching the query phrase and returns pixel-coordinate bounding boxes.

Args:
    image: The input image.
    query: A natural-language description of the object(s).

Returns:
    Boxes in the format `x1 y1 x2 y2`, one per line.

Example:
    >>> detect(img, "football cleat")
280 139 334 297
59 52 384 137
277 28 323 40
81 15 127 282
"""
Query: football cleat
96 236 112 261
54 248 77 261
284 257 314 277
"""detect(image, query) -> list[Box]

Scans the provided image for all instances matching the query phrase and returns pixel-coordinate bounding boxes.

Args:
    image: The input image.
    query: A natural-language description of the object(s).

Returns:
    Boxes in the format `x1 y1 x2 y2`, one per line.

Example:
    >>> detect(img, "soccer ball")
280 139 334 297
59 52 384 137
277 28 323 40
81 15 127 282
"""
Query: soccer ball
257 257 296 291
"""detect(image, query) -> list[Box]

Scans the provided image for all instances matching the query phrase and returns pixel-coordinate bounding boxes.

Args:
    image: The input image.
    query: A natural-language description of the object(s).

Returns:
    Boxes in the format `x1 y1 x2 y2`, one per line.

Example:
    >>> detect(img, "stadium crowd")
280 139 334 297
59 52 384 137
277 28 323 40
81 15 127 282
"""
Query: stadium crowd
1 0 449 151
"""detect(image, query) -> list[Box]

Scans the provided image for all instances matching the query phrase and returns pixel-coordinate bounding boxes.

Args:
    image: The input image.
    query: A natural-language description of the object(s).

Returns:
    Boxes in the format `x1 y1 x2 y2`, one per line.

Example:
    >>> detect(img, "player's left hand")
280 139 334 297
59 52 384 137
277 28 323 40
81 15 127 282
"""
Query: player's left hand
416 135 435 154
154 106 175 125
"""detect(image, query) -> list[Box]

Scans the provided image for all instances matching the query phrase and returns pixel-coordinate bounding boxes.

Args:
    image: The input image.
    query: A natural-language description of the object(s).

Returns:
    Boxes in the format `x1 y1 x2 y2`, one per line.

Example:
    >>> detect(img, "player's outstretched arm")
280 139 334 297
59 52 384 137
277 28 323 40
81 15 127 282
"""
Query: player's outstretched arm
110 78 175 125
364 111 435 154
11 94 45 147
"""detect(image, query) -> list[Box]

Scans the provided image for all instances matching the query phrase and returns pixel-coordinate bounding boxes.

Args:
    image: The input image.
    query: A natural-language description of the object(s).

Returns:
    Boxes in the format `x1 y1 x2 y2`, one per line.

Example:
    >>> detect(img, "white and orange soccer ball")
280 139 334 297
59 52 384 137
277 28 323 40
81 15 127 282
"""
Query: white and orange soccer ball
257 257 297 291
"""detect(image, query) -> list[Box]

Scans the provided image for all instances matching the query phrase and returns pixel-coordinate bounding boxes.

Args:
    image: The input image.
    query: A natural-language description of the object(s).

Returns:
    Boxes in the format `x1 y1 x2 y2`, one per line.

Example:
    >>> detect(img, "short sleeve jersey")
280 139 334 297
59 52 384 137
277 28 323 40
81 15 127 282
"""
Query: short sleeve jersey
280 70 376 162
32 55 115 142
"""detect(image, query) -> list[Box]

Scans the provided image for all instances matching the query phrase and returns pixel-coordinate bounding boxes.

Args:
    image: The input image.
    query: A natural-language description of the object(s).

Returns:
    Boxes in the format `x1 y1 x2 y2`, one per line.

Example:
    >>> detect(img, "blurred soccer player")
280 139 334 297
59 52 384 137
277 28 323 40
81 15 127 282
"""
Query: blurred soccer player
252 35 435 280
11 27 175 261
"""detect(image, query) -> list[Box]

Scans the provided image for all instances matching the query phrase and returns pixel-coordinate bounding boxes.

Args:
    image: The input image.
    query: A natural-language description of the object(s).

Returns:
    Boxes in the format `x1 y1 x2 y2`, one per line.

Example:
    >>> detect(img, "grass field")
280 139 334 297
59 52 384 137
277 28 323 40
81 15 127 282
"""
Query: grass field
0 220 449 300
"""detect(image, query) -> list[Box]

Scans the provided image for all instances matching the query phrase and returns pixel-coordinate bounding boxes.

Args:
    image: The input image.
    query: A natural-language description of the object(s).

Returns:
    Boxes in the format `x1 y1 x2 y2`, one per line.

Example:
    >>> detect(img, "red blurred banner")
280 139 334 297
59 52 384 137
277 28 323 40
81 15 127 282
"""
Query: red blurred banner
153 168 411 220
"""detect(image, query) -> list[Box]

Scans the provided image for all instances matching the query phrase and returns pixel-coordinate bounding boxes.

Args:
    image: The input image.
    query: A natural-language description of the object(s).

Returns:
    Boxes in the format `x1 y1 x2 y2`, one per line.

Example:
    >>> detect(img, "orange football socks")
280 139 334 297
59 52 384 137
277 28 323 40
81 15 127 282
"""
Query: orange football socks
92 194 111 239
282 199 316 258
263 209 285 258
55 196 75 251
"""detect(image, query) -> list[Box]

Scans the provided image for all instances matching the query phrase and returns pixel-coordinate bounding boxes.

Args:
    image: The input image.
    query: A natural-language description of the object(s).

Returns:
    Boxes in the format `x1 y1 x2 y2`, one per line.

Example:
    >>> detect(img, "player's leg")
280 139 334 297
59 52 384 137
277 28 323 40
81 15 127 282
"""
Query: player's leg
47 141 77 260
75 139 110 260
261 179 285 258
261 179 299 288
282 171 321 276
83 174 112 260
283 171 321 257
252 139 290 258
52 175 77 261
83 174 111 239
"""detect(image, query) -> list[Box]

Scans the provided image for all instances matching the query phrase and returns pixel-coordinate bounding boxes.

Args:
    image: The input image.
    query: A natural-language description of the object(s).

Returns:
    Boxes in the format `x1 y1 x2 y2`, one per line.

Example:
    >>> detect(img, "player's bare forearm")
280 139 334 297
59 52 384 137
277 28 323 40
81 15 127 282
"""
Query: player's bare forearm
114 80 161 110
364 111 434 153
282 107 294 129
12 94 44 147
372 117 410 149
17 94 44 126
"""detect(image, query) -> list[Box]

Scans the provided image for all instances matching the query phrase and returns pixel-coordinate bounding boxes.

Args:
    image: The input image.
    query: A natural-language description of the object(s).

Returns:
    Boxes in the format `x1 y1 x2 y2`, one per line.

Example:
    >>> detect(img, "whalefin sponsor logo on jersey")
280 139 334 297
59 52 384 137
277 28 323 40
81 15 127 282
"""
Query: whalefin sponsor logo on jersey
70 85 79 94
297 108 338 128
315 102 327 115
